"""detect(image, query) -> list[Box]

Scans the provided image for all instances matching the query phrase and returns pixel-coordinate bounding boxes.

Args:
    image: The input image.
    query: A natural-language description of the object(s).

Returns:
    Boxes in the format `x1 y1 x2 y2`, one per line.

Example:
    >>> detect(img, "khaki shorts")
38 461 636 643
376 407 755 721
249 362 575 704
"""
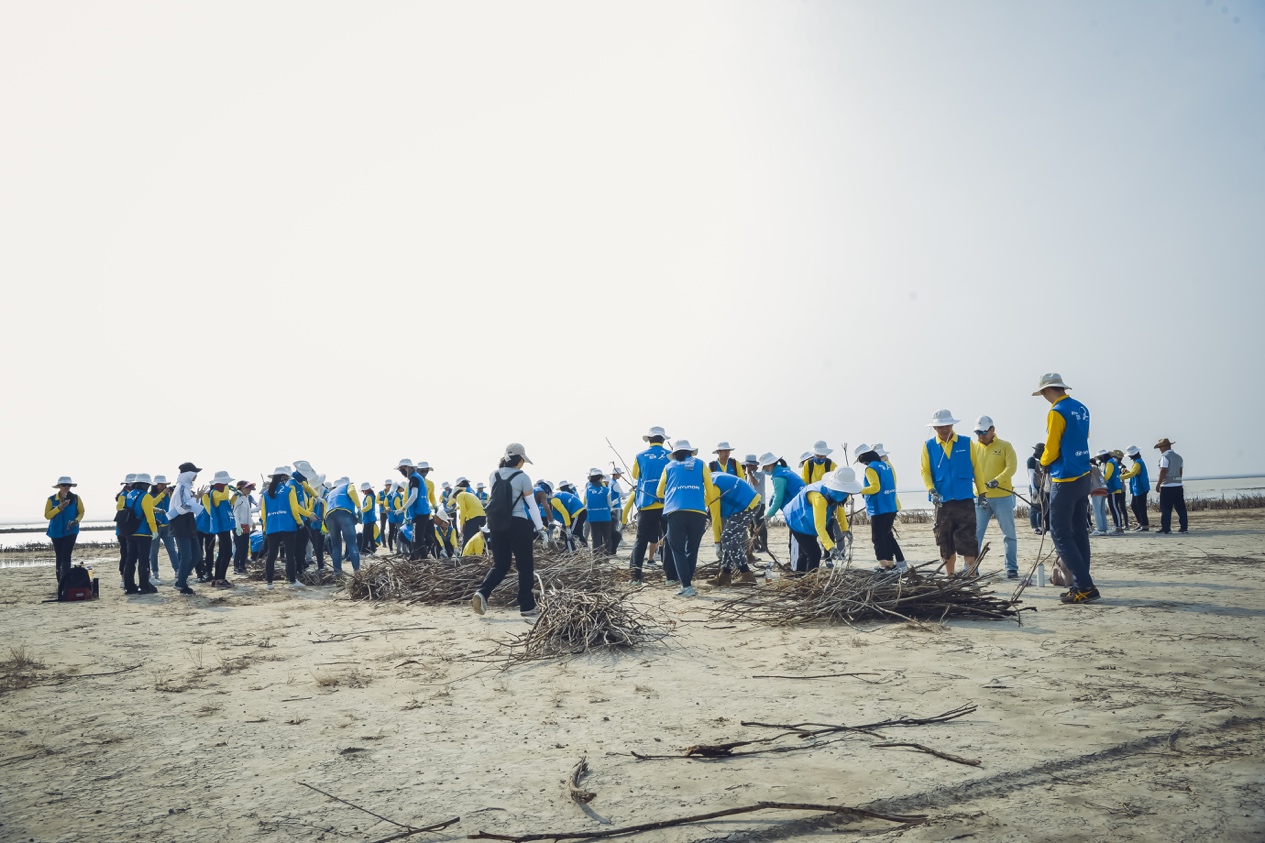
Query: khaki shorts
933 499 979 559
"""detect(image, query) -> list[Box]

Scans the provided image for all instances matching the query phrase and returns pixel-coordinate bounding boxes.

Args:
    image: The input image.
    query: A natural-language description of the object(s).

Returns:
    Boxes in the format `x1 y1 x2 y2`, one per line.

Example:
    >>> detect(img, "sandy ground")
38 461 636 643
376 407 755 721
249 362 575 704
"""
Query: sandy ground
1 510 1263 843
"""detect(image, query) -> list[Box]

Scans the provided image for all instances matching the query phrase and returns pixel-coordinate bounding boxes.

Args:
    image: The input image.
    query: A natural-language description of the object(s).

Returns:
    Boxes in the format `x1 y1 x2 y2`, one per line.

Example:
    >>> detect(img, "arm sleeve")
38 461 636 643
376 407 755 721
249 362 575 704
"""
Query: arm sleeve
766 476 787 516
287 486 312 521
735 464 746 480
655 468 667 505
45 497 59 520
361 494 373 515
142 496 158 535
996 442 1018 489
862 467 880 495
1040 410 1064 468
811 493 835 552
525 490 545 532
551 497 571 527
836 498 850 533
427 481 437 508
920 444 935 492
403 484 418 512
349 488 362 512
622 491 635 522
704 469 722 542
1121 462 1140 479
77 497 85 522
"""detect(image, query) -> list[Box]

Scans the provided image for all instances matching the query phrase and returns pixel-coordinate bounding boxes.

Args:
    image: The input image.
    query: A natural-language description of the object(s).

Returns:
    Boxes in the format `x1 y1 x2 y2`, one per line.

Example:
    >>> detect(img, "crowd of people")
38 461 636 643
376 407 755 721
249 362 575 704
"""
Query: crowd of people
43 372 1188 612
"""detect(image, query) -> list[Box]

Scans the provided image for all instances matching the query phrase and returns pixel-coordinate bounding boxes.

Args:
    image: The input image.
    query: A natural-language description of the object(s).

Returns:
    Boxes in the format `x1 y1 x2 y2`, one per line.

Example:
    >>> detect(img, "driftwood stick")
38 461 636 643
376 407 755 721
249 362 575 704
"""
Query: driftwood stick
872 742 981 766
750 672 880 680
467 800 926 841
368 817 462 843
567 758 596 805
298 781 459 840
310 625 437 643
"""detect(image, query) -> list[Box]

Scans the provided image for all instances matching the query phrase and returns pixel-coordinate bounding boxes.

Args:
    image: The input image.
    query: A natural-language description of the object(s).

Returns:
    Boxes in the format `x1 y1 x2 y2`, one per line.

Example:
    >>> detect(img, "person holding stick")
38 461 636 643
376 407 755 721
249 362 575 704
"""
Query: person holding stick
781 467 862 573
971 416 1020 579
920 409 980 577
706 471 760 586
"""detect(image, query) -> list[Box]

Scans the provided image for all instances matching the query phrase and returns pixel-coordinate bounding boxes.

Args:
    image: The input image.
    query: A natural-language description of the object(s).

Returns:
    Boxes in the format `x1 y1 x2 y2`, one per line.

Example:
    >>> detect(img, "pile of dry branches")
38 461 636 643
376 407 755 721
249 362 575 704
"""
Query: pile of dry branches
243 558 339 586
503 587 670 662
345 547 621 604
710 565 1030 626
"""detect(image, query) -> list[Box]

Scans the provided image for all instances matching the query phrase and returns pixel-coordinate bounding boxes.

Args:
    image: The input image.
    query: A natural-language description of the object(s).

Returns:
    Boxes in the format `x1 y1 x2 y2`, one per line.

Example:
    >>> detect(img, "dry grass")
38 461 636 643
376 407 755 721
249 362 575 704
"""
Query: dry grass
4 645 45 671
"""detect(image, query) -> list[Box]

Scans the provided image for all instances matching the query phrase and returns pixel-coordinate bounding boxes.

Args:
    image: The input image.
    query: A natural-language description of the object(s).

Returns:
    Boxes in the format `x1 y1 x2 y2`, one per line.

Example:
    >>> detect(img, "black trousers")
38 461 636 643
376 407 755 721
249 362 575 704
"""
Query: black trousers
124 535 152 590
1159 486 1188 532
589 520 613 554
463 515 486 547
52 535 77 583
212 530 232 580
1130 492 1150 528
294 527 311 573
379 513 389 549
791 529 823 572
309 525 326 568
198 532 215 578
571 511 588 546
631 508 668 572
387 522 400 551
608 524 622 555
410 516 432 560
1107 492 1126 531
478 518 536 611
118 536 127 578
1112 491 1129 528
359 521 376 554
233 532 250 570
870 512 900 561
264 531 300 584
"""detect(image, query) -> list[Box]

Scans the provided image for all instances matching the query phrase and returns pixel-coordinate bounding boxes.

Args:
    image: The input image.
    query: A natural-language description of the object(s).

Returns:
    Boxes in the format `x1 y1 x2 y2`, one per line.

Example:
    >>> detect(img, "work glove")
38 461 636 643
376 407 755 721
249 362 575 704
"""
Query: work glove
930 491 943 506
535 528 549 543
986 480 1000 490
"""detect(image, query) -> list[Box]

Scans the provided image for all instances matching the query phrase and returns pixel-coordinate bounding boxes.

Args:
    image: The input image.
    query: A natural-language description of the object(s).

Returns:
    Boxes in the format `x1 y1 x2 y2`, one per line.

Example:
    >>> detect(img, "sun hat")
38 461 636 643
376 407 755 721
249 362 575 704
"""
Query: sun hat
642 426 669 441
853 443 872 459
455 476 468 485
589 470 606 480
973 416 994 434
323 480 333 490
152 475 168 485
1031 372 1071 395
1126 445 1141 457
927 409 960 427
811 440 832 457
1096 449 1110 458
211 470 234 485
672 439 699 455
503 443 533 464
798 451 813 464
873 443 890 458
476 482 485 488
823 467 864 495
536 480 554 494
384 479 393 486
433 509 449 522
558 480 574 491
53 476 77 487
1154 438 1174 450
332 476 350 486
743 454 758 465
397 458 415 469
442 481 451 489
609 468 623 476
714 441 734 453
123 473 137 484
416 461 431 471
134 473 152 485
1111 449 1124 459
178 462 202 473
758 452 779 467
360 482 373 491
270 466 292 477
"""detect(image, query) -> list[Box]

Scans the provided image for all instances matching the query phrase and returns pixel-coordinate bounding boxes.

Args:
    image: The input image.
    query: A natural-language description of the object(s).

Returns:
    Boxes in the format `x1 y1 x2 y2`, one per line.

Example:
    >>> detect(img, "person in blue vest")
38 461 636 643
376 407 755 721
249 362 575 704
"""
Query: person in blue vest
760 452 807 563
583 470 615 556
115 473 135 588
396 459 433 561
707 471 760 586
856 445 902 571
1034 373 1098 603
377 480 392 554
260 466 313 589
194 478 215 583
123 473 161 594
307 480 328 570
45 476 84 590
919 409 980 577
231 480 257 574
623 426 678 585
743 454 768 553
1121 446 1151 531
606 468 626 555
550 483 588 549
203 470 237 587
655 440 719 597
324 477 362 574
781 467 861 573
475 482 489 505
147 475 178 583
1100 450 1127 534
384 481 405 551
359 482 378 555
708 442 746 479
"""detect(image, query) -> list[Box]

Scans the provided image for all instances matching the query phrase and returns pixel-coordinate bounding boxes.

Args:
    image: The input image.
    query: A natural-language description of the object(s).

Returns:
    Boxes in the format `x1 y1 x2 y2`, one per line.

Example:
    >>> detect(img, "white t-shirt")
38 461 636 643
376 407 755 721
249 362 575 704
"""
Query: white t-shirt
1158 450 1183 487
488 467 546 530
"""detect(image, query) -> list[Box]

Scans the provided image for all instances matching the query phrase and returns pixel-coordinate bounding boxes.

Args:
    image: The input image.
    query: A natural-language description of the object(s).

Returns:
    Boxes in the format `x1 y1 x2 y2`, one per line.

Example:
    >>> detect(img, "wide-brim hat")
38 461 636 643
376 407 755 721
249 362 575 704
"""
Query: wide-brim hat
926 409 960 427
397 458 415 469
476 482 486 488
123 474 137 484
134 473 153 485
359 482 373 491
211 470 234 485
1126 446 1141 457
455 476 469 485
1154 438 1174 450
333 476 350 486
642 426 668 441
292 460 317 480
152 475 168 485
672 440 699 455
1032 372 1072 395
758 452 779 467
823 467 864 495
853 443 872 459
872 443 890 458
798 451 813 464
270 466 293 477
53 476 77 487
811 440 833 456
416 461 431 471
743 454 758 465
714 441 733 453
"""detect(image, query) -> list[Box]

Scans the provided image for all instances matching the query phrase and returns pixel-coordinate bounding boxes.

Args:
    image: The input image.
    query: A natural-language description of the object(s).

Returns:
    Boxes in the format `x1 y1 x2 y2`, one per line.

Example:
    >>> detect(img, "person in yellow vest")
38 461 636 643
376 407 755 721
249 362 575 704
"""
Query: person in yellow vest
801 442 837 484
708 442 746 479
462 525 489 556
970 416 1019 579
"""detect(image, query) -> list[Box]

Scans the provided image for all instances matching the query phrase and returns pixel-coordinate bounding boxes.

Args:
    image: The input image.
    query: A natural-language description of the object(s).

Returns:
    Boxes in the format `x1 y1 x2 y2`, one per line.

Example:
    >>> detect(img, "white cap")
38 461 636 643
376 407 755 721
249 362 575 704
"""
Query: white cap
758 452 779 467
1126 445 1140 456
714 441 734 453
642 426 669 441
360 482 373 491
811 440 832 457
823 467 864 494
973 416 995 434
54 476 77 487
270 466 292 477
1032 372 1072 395
134 473 153 485
927 409 960 427
672 440 699 455
503 443 533 465
853 443 871 459
433 509 449 522
211 470 234 485
397 458 415 469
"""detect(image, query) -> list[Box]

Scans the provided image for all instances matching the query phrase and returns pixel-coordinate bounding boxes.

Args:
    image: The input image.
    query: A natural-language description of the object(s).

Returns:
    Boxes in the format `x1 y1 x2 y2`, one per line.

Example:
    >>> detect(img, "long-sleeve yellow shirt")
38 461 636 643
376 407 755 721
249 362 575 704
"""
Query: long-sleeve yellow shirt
46 495 85 523
920 433 977 492
625 444 668 516
806 490 849 552
1038 396 1090 483
1121 461 1142 480
972 437 1018 499
801 458 836 484
138 494 158 535
462 531 486 556
452 490 486 526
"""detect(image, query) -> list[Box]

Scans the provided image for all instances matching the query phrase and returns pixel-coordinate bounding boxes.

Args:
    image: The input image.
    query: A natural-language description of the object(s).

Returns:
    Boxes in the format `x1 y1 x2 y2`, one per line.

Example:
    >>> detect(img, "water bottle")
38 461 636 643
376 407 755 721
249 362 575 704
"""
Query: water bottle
1037 562 1046 587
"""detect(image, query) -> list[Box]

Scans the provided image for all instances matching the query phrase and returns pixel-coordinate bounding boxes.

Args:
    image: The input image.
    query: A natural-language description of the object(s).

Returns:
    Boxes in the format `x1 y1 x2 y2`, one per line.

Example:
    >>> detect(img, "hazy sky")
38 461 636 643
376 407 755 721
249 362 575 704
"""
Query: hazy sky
3 1 1262 521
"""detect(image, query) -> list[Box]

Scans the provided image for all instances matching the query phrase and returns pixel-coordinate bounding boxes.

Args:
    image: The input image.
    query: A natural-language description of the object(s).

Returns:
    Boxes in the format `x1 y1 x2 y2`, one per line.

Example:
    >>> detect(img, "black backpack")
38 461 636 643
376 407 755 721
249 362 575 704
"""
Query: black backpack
485 470 523 532
114 493 142 537
59 565 94 601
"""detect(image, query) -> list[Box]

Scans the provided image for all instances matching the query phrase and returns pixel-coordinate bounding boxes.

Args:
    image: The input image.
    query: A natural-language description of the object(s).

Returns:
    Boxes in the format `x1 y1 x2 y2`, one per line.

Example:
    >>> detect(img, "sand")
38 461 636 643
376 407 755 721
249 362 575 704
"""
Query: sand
1 510 1263 843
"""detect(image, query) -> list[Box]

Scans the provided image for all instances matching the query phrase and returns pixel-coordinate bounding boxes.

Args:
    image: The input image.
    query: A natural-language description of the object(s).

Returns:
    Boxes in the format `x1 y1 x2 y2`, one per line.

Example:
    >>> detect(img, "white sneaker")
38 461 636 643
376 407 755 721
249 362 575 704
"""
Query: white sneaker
471 592 487 615
266 582 274 590
151 577 163 585
1090 530 1105 537
289 580 307 589
676 586 696 598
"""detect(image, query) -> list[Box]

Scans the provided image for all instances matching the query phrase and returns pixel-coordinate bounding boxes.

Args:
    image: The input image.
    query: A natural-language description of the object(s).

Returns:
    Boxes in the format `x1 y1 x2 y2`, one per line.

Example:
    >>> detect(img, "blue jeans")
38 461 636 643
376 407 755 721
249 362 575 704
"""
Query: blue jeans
1091 495 1108 532
1028 488 1042 531
1049 474 1093 591
325 509 360 573
975 495 1018 573
174 534 203 590
149 524 178 576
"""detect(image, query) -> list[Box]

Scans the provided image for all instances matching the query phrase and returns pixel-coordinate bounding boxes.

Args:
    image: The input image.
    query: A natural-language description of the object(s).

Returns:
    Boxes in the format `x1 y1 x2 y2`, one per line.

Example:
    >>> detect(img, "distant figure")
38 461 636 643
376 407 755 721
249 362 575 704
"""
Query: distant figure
743 454 768 553
583 470 615 556
359 482 378 555
920 410 979 577
169 462 205 596
1154 438 1187 534
45 476 84 589
148 475 178 582
471 442 548 619
624 426 676 585
1033 373 1098 604
1121 446 1150 531
1026 445 1046 534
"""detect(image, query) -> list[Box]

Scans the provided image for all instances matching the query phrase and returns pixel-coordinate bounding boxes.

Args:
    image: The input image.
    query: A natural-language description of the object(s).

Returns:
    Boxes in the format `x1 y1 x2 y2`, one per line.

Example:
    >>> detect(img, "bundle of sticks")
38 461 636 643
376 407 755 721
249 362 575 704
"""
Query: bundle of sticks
504 587 670 662
243 559 339 586
709 564 1031 625
345 547 621 604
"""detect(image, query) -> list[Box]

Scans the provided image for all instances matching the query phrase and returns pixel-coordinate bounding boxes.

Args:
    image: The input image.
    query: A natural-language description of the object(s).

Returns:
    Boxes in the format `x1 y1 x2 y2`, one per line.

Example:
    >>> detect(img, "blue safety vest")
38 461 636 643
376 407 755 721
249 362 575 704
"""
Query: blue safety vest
327 483 355 515
712 472 757 519
250 531 265 553
400 521 415 543
783 482 847 536
708 459 740 477
46 494 81 539
771 466 806 502
863 461 898 516
634 445 671 509
1047 397 1091 481
208 488 233 534
475 489 489 504
362 492 377 524
151 490 170 526
406 474 431 518
551 491 585 523
584 484 613 522
1105 459 1123 493
386 491 404 524
662 458 706 515
195 500 212 533
264 487 298 534
925 435 975 502
128 489 155 537
1128 460 1149 496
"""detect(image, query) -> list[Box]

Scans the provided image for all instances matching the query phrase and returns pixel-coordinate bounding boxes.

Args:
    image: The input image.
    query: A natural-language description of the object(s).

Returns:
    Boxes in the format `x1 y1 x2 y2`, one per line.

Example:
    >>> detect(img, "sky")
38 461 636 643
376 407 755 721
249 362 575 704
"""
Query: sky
2 0 1263 521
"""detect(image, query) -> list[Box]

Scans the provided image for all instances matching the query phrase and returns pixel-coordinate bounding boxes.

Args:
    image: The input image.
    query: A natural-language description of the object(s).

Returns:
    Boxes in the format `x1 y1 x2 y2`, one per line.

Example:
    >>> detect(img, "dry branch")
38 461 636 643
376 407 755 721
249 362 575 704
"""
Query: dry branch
503 588 670 662
872 742 981 766
567 758 596 805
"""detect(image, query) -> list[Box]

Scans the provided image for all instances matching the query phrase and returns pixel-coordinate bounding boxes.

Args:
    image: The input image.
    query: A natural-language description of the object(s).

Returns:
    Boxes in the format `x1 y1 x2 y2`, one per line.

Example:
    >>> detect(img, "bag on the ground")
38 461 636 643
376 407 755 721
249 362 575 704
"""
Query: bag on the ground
485 470 523 532
59 565 96 601
1049 557 1072 587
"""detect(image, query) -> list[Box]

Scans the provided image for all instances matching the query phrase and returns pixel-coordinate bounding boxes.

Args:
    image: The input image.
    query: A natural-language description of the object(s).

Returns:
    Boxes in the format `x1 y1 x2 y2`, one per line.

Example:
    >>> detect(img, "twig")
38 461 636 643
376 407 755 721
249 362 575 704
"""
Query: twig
32 663 143 686
467 800 926 841
310 626 437 643
298 781 459 841
567 758 596 805
872 742 981 766
751 672 880 680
